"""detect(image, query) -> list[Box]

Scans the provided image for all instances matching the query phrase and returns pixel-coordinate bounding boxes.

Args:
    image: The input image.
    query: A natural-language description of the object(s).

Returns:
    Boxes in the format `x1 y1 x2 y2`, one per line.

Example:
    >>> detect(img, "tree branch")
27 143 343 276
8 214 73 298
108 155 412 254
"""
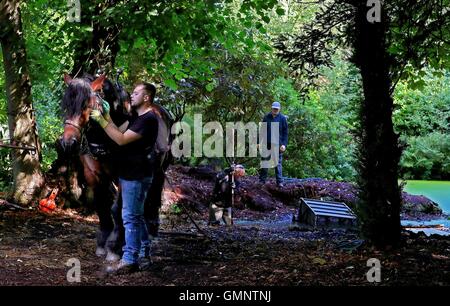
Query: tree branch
0 142 37 152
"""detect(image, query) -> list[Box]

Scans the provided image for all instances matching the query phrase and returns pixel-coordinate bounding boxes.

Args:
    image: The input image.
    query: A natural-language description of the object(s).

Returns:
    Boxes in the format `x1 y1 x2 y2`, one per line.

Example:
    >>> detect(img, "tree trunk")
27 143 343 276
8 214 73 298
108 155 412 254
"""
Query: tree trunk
0 0 45 205
352 2 402 247
71 0 121 76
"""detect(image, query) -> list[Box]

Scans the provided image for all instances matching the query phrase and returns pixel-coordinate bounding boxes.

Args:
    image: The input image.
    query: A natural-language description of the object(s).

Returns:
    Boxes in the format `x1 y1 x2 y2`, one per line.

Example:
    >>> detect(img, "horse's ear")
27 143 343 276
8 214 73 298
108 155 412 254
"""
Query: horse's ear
64 73 73 85
91 74 106 92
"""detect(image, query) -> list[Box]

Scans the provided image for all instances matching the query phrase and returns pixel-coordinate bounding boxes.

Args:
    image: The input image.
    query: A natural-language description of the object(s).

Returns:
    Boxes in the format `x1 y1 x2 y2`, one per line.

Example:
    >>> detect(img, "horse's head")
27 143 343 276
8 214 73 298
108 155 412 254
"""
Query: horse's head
60 73 105 154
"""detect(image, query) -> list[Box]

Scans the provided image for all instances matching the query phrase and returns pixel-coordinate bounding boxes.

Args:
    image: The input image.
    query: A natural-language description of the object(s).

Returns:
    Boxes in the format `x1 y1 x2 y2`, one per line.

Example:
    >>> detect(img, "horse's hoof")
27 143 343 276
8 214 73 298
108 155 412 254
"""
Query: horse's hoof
95 247 106 257
106 251 121 262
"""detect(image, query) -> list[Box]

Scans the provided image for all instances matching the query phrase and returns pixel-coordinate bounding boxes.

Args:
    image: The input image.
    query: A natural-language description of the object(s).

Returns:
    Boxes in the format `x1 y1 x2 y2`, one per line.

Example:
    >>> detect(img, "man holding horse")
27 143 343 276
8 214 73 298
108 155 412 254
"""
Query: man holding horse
91 83 159 274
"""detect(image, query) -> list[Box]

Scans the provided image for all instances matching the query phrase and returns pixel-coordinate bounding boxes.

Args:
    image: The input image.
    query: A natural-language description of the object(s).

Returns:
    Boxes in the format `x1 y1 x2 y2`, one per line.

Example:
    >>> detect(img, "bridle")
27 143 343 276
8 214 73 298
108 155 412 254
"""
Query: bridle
64 119 82 132
62 73 124 156
63 90 103 130
62 92 99 147
63 118 87 154
63 89 110 156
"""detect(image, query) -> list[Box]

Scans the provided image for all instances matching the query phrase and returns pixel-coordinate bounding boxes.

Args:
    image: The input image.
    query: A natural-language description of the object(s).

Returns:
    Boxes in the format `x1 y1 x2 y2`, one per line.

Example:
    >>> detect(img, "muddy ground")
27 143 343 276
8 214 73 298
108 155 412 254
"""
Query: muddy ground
0 166 448 286
0 207 448 286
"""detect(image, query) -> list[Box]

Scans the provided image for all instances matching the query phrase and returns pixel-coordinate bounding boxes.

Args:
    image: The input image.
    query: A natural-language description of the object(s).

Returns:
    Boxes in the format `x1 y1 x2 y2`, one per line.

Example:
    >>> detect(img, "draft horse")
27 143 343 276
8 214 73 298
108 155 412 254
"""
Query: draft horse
59 73 174 260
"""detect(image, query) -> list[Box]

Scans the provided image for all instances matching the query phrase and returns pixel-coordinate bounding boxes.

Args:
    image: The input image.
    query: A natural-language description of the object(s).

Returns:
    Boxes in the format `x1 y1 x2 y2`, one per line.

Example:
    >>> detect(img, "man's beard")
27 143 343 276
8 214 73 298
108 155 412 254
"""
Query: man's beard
131 99 143 110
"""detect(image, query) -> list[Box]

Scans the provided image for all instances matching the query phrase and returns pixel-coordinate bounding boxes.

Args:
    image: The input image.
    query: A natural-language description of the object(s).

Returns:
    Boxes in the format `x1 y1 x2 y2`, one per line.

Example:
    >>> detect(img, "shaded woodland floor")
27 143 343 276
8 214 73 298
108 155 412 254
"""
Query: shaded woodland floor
0 165 448 286
0 207 448 286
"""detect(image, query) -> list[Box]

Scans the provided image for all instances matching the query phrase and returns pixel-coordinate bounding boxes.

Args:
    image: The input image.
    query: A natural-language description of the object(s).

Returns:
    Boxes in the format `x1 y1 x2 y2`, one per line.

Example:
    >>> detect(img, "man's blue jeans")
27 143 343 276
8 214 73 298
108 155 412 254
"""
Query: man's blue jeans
259 152 283 184
119 176 153 265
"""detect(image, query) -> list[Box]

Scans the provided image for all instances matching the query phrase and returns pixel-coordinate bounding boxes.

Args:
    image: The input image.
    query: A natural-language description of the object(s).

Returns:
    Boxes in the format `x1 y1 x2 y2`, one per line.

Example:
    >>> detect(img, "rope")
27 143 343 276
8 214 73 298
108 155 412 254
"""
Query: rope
164 172 234 261
164 174 212 240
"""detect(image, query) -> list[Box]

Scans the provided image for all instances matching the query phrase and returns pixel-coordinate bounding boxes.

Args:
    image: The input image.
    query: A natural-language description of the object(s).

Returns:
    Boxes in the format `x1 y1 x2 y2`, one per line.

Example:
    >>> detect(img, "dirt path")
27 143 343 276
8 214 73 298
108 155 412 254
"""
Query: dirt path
0 208 448 286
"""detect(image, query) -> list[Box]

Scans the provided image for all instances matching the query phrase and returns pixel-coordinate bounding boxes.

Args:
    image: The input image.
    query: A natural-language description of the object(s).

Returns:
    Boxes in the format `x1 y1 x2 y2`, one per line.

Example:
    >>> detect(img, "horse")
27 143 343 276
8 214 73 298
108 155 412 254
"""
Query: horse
59 72 174 261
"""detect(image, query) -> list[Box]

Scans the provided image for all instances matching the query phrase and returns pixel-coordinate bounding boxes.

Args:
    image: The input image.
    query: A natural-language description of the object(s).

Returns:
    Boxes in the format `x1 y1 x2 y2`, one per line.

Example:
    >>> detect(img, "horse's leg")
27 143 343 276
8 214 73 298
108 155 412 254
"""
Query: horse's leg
94 178 115 256
80 154 114 256
144 153 166 238
106 181 124 262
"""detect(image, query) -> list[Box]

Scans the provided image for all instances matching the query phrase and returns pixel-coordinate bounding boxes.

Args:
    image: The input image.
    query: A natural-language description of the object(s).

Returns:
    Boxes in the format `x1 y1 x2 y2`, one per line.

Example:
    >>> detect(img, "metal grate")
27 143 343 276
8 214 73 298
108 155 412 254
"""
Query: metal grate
294 198 357 227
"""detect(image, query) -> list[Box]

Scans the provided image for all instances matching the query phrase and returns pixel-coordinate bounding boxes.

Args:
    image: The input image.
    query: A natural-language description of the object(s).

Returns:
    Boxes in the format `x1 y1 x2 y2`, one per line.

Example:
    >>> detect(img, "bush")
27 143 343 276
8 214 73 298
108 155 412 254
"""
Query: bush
400 132 450 180
280 54 361 181
394 70 450 179
32 83 64 171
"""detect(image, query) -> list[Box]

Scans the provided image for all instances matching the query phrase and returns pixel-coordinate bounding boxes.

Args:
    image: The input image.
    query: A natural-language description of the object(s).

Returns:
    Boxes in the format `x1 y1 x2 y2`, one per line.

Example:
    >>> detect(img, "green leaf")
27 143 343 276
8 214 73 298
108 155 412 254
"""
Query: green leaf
164 79 178 90
276 7 285 16
206 82 215 92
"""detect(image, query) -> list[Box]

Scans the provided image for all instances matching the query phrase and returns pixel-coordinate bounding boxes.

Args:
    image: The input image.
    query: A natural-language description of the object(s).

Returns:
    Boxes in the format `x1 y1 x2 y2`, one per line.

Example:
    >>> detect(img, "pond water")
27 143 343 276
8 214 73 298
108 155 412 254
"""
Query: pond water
402 180 450 213
401 180 450 235
232 181 450 236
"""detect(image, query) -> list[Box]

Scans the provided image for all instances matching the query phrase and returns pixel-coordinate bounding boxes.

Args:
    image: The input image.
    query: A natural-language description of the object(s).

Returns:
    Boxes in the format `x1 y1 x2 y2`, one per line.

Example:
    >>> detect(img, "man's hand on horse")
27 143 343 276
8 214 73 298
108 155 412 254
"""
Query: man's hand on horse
90 109 109 129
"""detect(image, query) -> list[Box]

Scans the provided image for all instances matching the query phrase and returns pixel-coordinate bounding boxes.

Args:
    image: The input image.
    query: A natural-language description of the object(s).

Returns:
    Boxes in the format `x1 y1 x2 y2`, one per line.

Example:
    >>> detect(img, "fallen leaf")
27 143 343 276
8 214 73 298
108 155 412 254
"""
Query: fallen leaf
312 257 327 265
432 254 449 260
273 270 286 273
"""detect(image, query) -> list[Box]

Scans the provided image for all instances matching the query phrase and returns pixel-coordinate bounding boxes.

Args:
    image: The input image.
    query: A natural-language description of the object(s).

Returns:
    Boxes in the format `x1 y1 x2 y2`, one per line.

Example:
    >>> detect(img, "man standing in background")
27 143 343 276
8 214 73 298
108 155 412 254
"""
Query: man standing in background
259 101 288 187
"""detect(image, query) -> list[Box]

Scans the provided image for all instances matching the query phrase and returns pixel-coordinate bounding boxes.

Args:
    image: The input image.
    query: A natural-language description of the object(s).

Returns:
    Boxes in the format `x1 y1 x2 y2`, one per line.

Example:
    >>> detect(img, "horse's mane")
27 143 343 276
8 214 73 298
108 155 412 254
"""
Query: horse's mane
102 78 119 105
62 78 92 118
62 73 121 119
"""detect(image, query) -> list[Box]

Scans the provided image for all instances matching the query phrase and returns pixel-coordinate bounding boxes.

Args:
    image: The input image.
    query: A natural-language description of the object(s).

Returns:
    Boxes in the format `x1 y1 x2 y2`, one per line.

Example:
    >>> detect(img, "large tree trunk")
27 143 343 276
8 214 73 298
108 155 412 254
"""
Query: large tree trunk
70 0 121 76
0 0 45 205
352 2 402 247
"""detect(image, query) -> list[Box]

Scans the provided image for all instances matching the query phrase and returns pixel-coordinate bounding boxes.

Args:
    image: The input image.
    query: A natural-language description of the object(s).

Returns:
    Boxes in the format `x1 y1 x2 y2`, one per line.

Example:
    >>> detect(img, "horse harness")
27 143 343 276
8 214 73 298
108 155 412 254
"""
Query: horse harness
63 91 110 160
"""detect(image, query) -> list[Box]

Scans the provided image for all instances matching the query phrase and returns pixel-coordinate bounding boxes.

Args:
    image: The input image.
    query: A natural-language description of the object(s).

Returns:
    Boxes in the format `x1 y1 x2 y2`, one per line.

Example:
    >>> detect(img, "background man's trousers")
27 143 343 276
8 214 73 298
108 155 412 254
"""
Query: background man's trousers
259 152 283 184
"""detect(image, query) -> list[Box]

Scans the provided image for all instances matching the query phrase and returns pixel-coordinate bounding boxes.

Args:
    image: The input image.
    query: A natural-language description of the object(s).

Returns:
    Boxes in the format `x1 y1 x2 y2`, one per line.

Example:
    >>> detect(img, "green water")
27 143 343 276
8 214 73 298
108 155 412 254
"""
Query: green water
402 180 450 214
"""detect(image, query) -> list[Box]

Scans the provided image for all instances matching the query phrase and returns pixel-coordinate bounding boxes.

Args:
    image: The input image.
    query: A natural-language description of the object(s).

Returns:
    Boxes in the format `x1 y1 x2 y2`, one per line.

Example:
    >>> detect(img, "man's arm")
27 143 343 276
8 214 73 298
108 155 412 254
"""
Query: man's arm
90 110 142 146
118 121 129 133
278 116 288 152
103 121 142 146
281 116 288 146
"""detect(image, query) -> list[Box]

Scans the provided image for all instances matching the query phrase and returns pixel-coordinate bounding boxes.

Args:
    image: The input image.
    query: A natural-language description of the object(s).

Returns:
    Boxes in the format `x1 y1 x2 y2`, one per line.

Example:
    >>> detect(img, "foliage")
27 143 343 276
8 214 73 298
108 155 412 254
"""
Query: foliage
0 0 449 190
400 132 450 180
32 83 64 170
275 0 450 91
170 203 183 215
282 53 361 181
393 70 450 137
110 0 281 88
20 1 72 171
394 70 450 179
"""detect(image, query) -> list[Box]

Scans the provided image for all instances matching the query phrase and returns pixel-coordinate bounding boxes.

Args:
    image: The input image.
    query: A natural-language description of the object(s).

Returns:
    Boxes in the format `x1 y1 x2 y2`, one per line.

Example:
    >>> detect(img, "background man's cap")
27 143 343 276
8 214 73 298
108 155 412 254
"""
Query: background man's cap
272 101 281 109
